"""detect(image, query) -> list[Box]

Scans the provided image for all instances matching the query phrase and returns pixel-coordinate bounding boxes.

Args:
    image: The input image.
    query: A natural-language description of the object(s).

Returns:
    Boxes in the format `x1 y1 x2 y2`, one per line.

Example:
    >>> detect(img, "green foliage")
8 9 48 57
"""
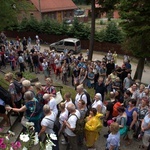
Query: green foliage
104 21 124 43
0 0 32 31
18 16 40 32
99 20 106 25
118 0 150 58
22 71 36 80
95 30 106 42
98 0 119 13
6 15 124 43
66 18 90 39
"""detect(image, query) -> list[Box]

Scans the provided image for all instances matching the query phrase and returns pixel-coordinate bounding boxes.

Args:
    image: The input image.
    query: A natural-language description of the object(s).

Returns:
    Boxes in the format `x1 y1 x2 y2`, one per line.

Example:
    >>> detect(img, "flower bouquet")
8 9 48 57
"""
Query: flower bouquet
40 133 57 150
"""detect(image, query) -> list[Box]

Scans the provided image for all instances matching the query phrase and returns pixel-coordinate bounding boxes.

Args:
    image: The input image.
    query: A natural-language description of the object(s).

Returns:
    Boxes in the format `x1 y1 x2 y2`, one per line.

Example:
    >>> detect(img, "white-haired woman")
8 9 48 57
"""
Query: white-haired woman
43 93 58 118
6 91 42 132
92 93 103 113
39 104 59 150
22 79 34 94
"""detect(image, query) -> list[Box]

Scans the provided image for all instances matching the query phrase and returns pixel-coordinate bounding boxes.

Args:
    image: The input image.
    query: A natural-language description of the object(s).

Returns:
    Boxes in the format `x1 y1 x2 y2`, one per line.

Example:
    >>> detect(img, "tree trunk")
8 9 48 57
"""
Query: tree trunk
88 0 95 61
133 58 145 81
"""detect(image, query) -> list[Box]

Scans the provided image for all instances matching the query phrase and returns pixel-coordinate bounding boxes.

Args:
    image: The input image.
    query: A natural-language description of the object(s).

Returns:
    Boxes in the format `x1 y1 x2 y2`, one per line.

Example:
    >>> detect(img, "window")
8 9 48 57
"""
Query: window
64 42 75 46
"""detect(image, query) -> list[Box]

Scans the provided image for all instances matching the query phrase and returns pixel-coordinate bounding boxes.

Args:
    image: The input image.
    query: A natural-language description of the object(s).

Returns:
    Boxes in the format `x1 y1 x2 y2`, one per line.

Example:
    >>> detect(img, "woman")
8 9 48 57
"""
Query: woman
79 67 87 86
115 90 124 103
22 79 34 94
85 108 103 149
5 72 22 108
43 93 58 118
87 67 95 88
140 107 150 149
135 97 149 139
105 75 112 94
6 91 42 132
72 64 80 88
125 99 138 145
58 102 68 144
44 78 56 96
106 122 120 150
115 106 127 136
61 60 68 85
112 77 122 92
42 59 50 79
77 100 87 145
38 104 59 150
92 93 103 113
35 82 45 106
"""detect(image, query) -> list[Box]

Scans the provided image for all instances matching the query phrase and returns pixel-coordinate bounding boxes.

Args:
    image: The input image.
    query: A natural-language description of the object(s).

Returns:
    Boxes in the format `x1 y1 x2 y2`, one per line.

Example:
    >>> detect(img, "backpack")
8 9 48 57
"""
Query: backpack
71 114 85 135
13 80 23 94
45 118 60 135
0 86 11 105
112 102 122 117
81 90 92 109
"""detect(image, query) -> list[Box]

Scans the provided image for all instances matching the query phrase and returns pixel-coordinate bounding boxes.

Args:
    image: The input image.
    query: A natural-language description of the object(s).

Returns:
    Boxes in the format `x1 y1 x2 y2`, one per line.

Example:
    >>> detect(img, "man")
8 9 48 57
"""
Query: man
64 103 80 150
123 73 133 91
75 84 87 109
18 53 25 72
104 92 117 138
95 77 106 102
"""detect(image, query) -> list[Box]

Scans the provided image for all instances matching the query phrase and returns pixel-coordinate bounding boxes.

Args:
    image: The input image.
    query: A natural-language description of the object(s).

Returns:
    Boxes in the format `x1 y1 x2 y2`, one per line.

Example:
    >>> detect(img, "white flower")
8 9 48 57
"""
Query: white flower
5 136 9 141
34 132 39 145
20 134 30 142
50 133 57 140
26 122 34 127
45 143 53 150
22 146 28 150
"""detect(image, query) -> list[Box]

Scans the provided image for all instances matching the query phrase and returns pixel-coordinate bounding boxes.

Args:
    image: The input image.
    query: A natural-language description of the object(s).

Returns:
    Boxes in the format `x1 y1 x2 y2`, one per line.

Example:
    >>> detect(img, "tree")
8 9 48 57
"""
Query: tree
88 0 119 60
118 0 150 81
88 0 96 60
104 21 124 43
0 0 31 31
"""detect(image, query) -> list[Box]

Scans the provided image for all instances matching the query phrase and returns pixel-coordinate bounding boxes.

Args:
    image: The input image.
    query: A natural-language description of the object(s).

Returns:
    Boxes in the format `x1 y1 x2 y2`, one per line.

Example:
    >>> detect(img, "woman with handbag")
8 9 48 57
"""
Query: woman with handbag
6 91 42 133
38 104 59 150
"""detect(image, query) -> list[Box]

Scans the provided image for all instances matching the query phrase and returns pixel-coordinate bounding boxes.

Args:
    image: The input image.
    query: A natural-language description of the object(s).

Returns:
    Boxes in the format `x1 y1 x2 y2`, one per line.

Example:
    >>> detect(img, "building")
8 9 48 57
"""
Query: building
28 0 77 22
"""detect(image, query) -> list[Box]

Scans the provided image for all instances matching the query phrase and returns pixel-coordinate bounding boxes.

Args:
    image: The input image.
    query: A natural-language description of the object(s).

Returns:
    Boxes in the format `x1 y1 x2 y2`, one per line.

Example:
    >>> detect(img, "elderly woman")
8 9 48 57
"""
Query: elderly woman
6 91 42 132
22 79 34 94
5 72 22 108
92 93 103 113
38 104 59 150
140 107 150 149
43 78 56 96
106 122 120 150
58 102 68 144
43 93 58 118
35 82 45 105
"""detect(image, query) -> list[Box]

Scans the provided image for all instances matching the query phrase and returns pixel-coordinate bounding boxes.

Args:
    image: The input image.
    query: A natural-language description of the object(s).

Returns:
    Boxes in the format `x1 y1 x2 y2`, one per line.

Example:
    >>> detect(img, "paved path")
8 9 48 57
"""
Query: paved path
2 43 149 150
39 44 150 85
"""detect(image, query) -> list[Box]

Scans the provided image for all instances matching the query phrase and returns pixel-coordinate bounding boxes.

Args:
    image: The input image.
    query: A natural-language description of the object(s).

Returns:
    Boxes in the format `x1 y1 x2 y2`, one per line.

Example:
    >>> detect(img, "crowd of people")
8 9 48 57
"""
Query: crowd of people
0 34 150 150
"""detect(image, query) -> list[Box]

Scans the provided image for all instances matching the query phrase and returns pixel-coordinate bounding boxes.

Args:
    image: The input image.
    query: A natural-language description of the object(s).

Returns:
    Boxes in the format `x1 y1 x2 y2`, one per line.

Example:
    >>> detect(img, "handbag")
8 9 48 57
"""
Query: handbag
21 100 36 127
55 91 63 104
